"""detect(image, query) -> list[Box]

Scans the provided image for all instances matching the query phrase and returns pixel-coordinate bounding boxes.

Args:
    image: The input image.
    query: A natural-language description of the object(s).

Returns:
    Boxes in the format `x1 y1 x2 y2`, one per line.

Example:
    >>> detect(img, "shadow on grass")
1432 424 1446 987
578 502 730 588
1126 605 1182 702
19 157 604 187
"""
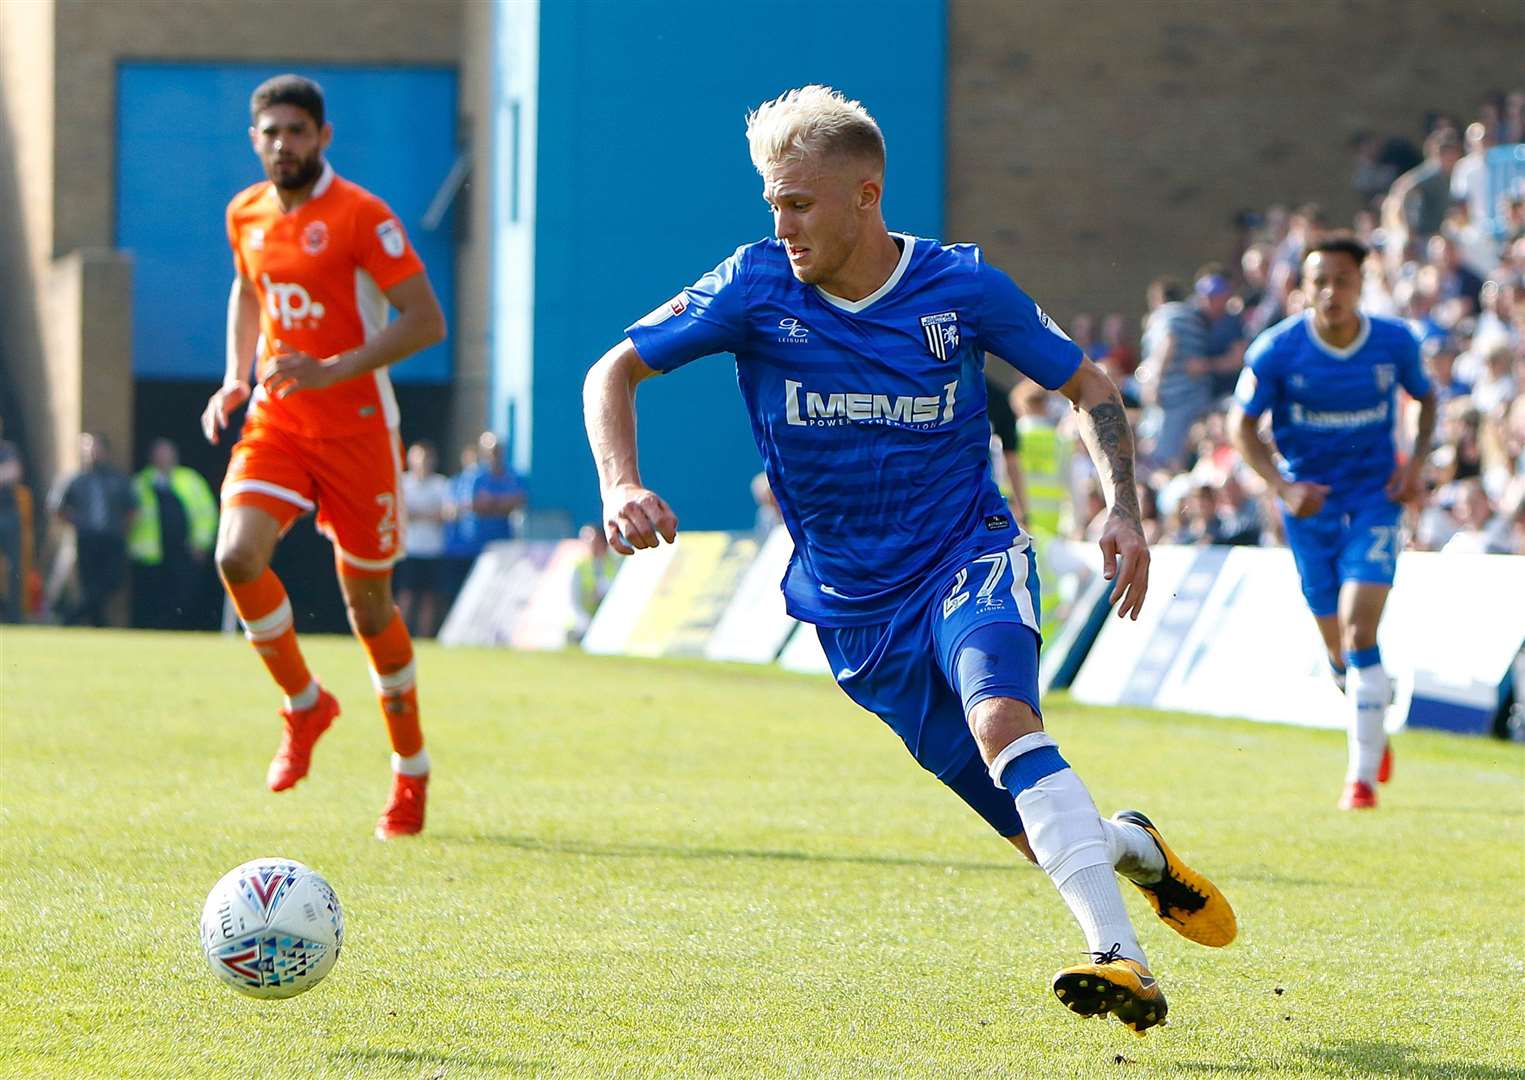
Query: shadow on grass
1173 1038 1525 1078
452 832 1021 874
331 1045 547 1076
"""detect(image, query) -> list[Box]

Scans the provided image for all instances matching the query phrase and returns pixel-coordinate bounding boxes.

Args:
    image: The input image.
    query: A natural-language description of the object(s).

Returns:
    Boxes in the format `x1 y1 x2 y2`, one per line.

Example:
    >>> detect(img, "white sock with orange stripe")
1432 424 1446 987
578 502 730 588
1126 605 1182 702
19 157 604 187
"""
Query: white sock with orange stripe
223 568 318 705
359 608 429 775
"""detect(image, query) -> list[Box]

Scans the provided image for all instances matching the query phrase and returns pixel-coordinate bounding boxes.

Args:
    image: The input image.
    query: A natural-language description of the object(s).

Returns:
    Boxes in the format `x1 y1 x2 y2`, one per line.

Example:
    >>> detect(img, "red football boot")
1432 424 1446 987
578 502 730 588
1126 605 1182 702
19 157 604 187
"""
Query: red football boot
1339 779 1378 810
375 772 429 840
266 688 340 792
1377 742 1393 784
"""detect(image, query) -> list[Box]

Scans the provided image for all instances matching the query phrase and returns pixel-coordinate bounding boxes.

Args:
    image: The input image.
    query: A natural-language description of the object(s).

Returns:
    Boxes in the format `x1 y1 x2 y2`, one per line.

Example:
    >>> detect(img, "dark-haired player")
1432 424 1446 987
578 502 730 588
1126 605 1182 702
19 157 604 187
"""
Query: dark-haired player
201 74 448 838
1231 234 1437 810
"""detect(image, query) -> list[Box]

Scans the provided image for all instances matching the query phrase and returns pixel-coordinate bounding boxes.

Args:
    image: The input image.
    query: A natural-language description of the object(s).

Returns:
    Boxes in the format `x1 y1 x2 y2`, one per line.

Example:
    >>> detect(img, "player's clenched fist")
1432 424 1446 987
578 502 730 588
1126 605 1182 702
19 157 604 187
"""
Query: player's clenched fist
602 484 678 555
201 381 251 444
1280 481 1331 518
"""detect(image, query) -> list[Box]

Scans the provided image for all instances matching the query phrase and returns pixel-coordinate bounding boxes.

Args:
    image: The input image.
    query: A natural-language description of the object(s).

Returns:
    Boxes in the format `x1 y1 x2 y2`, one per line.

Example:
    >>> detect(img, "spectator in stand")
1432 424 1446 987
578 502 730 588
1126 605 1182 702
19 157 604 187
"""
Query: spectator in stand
1169 484 1220 545
396 440 451 638
1349 131 1402 208
1428 233 1485 312
127 437 217 630
751 470 783 542
1214 470 1264 546
1270 203 1329 294
1450 121 1499 231
49 432 137 627
1137 276 1213 470
1442 479 1513 553
448 431 527 569
1423 338 1473 404
1240 245 1284 337
1384 129 1464 248
1067 313 1104 360
1472 343 1518 417
439 442 479 604
1098 312 1138 373
1193 265 1247 401
0 418 25 622
1503 90 1525 145
984 371 1028 519
570 523 620 644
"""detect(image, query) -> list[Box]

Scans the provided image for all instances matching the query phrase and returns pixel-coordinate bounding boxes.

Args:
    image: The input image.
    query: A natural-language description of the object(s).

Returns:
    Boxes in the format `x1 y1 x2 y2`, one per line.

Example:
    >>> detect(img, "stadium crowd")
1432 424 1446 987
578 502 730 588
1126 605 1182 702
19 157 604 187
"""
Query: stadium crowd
4 93 1521 629
1027 92 1525 558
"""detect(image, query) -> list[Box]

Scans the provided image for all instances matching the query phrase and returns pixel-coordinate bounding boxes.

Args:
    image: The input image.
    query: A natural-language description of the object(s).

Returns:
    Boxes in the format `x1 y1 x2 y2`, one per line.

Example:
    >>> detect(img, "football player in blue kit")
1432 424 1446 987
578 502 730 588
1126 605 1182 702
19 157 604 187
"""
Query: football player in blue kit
583 86 1235 1036
1231 234 1436 811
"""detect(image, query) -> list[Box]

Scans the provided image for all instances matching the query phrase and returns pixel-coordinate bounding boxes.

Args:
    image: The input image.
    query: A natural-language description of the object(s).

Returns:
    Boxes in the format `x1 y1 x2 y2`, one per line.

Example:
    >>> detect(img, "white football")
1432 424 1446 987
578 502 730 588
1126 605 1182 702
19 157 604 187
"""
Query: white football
199 857 344 999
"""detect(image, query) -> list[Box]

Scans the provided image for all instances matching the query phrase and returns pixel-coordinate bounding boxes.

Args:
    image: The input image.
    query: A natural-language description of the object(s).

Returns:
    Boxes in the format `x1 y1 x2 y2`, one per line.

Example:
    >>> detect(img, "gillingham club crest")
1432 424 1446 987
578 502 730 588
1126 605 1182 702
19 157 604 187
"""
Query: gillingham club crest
920 311 959 362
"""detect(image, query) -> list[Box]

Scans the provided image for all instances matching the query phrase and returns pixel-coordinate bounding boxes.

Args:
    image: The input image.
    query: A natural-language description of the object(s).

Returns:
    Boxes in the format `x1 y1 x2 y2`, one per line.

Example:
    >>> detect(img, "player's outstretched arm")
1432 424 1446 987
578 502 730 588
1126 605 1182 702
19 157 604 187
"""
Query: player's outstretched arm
1058 358 1150 620
262 274 447 399
1228 405 1328 517
202 276 261 444
582 338 678 555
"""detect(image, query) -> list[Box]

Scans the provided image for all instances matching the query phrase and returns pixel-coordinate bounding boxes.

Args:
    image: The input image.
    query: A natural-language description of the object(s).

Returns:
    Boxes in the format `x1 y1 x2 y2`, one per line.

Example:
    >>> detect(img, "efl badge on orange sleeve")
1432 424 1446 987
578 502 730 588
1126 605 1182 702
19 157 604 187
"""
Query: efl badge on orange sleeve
376 219 406 258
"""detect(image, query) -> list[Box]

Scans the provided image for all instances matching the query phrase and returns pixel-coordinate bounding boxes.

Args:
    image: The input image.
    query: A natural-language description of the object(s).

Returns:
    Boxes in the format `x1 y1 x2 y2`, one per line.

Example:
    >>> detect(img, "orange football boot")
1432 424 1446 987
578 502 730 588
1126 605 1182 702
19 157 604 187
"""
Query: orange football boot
375 772 429 840
266 688 340 792
1377 743 1393 784
1339 779 1377 810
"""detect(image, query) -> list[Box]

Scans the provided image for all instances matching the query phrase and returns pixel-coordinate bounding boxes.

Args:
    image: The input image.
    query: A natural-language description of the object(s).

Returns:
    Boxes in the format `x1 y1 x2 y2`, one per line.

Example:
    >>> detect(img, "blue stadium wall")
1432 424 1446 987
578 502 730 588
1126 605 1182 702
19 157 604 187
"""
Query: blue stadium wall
117 63 457 384
493 0 946 531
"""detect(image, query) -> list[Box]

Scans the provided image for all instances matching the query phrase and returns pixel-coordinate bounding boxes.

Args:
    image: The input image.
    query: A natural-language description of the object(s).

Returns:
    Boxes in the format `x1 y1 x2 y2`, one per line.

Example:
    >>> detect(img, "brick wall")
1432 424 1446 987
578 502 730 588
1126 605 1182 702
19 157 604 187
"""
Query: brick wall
947 0 1524 326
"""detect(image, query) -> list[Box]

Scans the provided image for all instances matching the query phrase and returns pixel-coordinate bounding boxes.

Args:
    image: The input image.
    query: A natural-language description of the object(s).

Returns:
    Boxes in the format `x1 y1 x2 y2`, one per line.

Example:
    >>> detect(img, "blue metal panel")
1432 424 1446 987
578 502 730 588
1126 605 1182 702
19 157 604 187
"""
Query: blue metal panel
116 63 456 382
520 0 946 531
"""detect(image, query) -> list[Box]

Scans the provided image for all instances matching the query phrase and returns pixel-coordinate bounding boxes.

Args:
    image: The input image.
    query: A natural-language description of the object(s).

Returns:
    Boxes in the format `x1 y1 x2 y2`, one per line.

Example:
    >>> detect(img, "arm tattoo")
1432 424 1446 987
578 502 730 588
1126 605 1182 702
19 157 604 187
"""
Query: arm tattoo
1082 399 1142 521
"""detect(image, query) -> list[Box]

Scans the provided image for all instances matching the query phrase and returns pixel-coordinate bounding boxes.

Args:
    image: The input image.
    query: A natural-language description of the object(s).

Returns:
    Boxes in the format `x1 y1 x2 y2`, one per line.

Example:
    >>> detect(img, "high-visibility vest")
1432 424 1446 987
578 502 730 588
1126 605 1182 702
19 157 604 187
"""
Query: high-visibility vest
574 552 620 617
127 467 218 565
1016 418 1068 540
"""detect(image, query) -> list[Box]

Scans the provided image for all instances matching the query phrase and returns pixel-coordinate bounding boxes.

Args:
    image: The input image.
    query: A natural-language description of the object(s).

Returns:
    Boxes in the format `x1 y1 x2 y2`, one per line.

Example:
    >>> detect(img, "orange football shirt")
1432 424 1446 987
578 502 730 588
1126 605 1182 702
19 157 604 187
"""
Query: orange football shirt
226 163 425 438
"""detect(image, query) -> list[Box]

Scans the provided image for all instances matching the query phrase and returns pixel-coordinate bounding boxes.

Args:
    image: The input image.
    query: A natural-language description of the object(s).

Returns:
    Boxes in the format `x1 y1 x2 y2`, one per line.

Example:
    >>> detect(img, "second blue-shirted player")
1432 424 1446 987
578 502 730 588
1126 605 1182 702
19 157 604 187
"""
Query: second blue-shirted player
1231 233 1437 811
583 86 1235 1036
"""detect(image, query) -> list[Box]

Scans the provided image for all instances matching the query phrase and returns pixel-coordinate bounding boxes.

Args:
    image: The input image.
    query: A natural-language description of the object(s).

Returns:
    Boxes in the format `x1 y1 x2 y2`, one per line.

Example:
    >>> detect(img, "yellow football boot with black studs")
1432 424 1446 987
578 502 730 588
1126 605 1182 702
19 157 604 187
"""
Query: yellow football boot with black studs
1052 945 1168 1036
1115 809 1237 948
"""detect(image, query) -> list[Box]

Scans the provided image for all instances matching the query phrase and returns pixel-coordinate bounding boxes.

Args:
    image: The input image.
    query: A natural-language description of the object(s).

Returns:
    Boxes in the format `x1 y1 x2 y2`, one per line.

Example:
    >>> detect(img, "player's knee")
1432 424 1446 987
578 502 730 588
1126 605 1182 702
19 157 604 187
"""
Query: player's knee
1341 621 1378 654
215 537 266 584
967 697 1042 763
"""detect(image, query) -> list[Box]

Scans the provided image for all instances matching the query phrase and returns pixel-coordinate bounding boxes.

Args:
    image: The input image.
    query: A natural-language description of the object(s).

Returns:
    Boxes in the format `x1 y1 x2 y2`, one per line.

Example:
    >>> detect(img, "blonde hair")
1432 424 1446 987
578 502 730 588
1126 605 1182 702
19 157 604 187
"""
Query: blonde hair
745 85 885 176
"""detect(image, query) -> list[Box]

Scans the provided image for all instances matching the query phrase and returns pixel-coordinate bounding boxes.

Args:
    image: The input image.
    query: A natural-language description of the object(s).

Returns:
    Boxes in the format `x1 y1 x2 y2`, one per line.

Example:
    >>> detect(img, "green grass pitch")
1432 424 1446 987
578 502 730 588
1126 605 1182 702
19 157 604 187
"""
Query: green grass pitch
2 627 1522 1079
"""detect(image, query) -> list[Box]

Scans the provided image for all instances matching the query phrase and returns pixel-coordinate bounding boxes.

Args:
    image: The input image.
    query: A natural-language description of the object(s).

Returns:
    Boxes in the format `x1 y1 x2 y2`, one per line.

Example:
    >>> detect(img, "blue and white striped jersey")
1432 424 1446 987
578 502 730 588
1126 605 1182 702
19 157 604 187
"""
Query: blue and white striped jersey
625 235 1083 626
1236 312 1431 502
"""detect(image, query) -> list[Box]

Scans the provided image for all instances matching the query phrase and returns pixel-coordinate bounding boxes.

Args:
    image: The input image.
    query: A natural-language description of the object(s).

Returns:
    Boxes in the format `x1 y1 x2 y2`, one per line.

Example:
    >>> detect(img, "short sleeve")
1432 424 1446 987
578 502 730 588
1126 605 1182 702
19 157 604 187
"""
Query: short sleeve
1235 333 1282 417
1393 325 1432 399
351 195 426 292
625 251 748 373
975 258 1084 391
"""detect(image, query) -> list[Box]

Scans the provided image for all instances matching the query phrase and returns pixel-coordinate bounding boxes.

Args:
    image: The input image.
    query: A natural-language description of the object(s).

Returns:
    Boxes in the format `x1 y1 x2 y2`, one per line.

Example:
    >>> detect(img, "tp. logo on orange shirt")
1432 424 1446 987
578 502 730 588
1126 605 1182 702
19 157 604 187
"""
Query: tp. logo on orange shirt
262 274 326 331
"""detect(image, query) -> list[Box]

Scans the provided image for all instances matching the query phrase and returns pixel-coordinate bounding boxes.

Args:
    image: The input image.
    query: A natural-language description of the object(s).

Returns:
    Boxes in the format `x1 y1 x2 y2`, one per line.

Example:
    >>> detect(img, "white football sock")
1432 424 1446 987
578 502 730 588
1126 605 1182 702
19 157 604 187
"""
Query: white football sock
392 749 431 777
284 680 319 712
1346 663 1389 785
1013 764 1147 965
1102 818 1165 884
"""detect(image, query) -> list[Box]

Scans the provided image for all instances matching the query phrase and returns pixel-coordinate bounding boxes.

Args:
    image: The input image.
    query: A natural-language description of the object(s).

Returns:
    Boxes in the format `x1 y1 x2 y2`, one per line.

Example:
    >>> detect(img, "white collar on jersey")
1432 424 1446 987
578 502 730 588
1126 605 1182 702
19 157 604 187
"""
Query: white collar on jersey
267 160 336 212
813 232 915 314
1304 309 1371 359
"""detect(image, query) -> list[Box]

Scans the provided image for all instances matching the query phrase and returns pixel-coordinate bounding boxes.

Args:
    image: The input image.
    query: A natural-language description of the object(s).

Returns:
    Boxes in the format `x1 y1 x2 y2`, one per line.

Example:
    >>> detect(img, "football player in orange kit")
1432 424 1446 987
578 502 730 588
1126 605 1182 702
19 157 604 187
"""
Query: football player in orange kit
202 74 447 839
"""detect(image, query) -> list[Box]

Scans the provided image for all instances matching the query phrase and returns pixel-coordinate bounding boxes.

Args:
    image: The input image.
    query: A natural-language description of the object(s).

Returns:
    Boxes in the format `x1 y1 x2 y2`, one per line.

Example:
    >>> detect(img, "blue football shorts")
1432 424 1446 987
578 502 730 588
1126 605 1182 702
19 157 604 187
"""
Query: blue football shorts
816 540 1044 838
1282 495 1402 617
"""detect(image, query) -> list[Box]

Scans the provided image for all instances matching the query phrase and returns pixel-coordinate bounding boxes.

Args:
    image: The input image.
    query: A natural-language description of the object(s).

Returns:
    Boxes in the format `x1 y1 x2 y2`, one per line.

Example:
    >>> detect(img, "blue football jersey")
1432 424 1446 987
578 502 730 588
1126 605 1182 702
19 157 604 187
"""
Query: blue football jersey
1235 311 1431 500
625 235 1083 626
